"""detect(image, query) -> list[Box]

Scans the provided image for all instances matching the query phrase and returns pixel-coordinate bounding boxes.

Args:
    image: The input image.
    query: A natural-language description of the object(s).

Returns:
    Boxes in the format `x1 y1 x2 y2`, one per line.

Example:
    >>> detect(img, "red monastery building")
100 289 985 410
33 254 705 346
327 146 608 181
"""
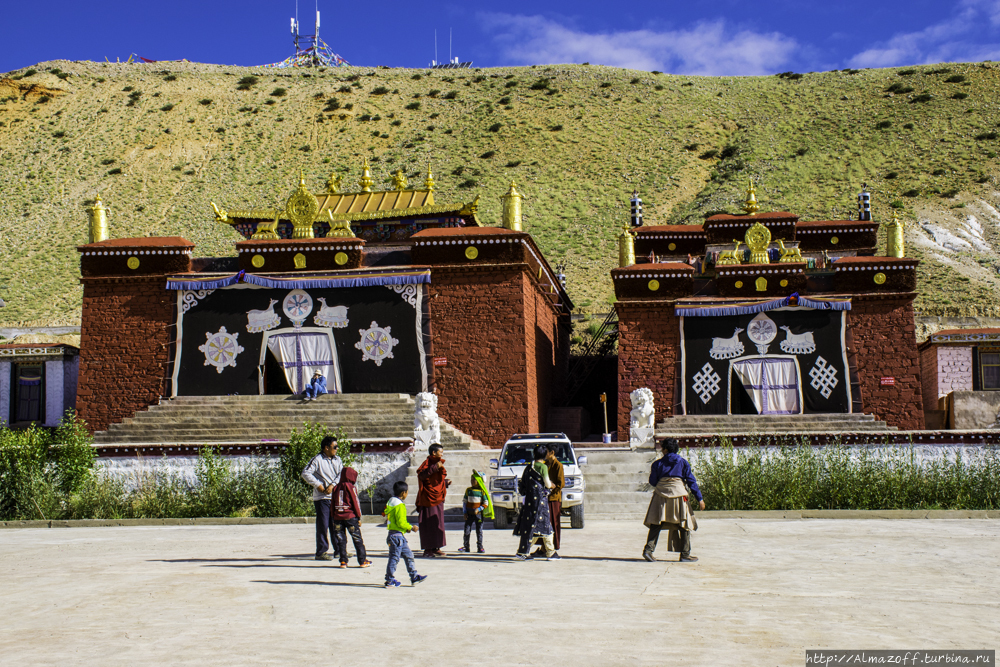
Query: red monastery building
75 163 570 449
614 182 925 436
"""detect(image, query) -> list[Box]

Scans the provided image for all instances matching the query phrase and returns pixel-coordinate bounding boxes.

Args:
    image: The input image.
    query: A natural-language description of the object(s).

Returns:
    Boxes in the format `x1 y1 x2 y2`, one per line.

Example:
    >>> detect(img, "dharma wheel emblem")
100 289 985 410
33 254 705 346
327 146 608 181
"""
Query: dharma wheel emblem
198 326 244 374
283 289 313 328
355 321 399 367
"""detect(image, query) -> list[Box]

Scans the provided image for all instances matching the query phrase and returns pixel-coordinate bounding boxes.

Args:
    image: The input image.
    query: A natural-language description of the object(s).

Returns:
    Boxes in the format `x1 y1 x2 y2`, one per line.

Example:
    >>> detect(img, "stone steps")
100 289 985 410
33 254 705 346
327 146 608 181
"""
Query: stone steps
656 413 897 435
93 394 483 449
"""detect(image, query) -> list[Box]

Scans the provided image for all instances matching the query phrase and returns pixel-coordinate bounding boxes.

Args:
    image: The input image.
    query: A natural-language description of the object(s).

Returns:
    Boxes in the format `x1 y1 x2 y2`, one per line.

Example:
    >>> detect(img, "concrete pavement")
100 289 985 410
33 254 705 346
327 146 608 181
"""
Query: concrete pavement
1 519 997 665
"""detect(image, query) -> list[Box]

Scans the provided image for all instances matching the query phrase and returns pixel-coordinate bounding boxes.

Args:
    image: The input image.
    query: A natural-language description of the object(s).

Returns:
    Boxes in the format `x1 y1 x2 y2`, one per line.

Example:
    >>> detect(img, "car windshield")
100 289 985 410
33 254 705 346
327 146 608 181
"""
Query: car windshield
501 442 574 465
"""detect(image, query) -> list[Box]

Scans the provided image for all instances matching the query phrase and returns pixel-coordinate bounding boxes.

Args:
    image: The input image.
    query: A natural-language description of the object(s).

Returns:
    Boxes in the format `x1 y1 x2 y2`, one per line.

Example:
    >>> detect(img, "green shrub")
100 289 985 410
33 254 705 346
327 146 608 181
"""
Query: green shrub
281 423 358 492
952 92 969 100
719 144 738 159
945 74 967 83
443 90 458 99
480 150 495 159
903 188 920 197
237 75 258 87
428 89 441 97
487 122 502 132
164 74 177 82
897 69 916 76
107 167 123 175
629 77 640 84
890 200 905 209
910 93 933 103
885 171 898 179
160 103 174 111
599 82 612 89
795 147 809 156
270 88 287 97
975 131 998 141
699 149 719 160
903 122 914 129
405 102 420 110
550 124 563 131
885 83 914 94
876 120 892 130
371 86 389 95
199 99 212 106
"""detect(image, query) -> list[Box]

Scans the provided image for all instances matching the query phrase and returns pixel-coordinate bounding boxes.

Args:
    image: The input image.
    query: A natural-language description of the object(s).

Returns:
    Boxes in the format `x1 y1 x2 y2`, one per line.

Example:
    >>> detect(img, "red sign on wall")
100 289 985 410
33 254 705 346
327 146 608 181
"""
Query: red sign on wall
880 377 895 386
433 357 448 367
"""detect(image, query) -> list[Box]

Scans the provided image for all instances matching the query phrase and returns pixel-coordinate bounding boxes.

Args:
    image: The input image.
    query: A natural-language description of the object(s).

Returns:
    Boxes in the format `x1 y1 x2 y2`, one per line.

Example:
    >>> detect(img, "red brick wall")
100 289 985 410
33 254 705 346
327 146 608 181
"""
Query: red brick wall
428 266 567 448
919 345 940 413
616 302 680 438
848 297 925 430
77 277 175 433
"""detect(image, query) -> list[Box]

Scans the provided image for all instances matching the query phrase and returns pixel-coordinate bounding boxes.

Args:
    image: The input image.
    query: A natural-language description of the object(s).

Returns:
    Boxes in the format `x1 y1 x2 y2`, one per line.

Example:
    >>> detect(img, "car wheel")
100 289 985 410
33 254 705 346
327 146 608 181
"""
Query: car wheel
570 503 585 529
493 509 509 530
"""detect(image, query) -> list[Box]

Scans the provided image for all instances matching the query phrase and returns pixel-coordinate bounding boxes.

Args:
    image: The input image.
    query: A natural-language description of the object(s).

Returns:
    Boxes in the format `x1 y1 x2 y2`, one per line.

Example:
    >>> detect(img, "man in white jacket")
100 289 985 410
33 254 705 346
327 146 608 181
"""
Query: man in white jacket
301 436 344 561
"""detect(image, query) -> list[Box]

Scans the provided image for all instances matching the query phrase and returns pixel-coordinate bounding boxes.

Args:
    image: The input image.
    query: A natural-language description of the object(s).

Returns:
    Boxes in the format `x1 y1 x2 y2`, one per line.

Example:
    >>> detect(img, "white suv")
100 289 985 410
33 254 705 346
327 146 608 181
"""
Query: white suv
488 433 588 530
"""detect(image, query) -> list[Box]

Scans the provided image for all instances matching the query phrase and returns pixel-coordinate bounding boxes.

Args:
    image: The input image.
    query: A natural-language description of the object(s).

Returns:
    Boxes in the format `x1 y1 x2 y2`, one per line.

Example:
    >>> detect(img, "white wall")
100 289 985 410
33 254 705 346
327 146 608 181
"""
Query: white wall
937 346 973 398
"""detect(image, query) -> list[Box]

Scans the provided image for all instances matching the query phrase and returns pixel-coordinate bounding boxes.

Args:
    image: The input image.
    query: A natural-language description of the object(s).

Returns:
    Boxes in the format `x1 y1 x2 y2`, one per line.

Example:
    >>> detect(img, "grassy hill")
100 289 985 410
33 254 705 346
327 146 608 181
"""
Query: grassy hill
2 59 1000 326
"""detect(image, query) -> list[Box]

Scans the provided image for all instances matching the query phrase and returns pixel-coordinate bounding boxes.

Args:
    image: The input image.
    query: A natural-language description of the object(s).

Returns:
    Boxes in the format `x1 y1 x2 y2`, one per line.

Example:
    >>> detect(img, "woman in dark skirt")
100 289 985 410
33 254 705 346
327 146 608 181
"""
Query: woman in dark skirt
513 446 559 560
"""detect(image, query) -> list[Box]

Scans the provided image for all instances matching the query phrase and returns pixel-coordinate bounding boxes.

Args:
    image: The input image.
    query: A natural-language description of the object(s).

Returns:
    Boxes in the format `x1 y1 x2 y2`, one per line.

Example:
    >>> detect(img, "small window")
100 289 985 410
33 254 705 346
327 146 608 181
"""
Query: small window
981 350 1000 390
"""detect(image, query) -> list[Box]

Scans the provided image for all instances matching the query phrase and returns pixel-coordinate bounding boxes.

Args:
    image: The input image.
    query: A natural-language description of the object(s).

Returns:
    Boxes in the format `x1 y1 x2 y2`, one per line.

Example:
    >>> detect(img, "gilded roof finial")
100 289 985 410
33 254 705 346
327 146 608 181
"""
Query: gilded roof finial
618 218 636 268
886 208 905 258
326 172 342 194
501 181 523 231
298 170 307 188
424 165 435 192
359 158 374 193
391 169 408 191
88 193 109 243
742 178 760 216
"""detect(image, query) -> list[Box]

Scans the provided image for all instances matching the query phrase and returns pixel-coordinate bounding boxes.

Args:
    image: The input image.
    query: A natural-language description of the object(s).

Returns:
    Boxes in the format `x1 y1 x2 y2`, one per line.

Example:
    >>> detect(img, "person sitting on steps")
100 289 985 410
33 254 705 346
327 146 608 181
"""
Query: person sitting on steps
303 371 327 401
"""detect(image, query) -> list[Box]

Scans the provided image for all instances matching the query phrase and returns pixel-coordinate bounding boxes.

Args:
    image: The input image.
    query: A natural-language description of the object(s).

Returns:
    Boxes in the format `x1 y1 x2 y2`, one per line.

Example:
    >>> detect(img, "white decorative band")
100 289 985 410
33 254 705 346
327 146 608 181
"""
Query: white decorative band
84 250 191 256
414 238 516 246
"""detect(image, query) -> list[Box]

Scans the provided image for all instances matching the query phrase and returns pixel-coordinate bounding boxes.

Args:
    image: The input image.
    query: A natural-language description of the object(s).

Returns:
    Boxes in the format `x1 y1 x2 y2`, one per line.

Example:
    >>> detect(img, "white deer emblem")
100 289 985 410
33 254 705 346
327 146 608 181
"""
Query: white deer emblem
709 327 745 360
313 298 349 328
779 326 816 354
246 299 280 333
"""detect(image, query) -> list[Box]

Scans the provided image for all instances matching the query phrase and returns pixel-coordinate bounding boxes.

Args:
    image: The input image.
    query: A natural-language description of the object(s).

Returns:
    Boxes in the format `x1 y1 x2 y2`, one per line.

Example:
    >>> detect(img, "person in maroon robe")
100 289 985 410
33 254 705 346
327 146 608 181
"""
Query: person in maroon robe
416 444 450 557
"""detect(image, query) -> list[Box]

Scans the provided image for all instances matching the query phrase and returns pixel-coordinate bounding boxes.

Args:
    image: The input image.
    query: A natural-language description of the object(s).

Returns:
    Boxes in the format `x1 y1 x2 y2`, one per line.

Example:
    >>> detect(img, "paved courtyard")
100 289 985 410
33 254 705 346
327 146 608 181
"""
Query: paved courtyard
1 518 998 666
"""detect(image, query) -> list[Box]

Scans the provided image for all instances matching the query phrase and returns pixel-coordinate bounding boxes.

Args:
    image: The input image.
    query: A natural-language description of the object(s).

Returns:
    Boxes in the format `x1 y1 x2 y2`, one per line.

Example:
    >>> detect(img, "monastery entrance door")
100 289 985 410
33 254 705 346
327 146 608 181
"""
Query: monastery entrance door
12 363 43 423
729 357 802 415
259 328 342 395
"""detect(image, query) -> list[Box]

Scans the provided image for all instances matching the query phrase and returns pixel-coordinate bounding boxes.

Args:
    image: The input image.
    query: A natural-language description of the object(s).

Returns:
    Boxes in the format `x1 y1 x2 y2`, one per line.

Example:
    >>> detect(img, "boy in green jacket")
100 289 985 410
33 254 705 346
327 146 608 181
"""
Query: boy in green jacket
382 481 428 588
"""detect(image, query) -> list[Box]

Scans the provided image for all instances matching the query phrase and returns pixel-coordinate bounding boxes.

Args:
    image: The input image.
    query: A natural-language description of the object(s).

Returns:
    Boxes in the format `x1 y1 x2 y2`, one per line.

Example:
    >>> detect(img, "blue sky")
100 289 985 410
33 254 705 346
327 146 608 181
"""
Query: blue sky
3 0 1000 75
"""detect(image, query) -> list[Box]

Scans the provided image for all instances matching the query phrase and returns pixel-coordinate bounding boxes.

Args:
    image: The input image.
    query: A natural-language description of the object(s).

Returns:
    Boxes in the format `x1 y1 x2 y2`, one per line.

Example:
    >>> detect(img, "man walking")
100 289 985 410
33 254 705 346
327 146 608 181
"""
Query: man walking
544 444 565 554
301 436 344 561
642 438 705 562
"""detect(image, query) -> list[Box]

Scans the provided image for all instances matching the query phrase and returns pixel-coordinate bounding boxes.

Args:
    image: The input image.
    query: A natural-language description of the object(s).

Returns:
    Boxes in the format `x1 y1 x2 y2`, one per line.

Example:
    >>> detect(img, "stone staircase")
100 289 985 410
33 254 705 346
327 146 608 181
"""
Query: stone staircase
657 413 896 436
92 394 483 449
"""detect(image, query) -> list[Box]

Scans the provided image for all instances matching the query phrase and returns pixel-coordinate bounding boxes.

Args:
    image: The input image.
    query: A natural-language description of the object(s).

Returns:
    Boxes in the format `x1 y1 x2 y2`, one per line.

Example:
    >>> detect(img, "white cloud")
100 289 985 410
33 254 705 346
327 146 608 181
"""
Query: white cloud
480 13 798 76
849 0 1000 68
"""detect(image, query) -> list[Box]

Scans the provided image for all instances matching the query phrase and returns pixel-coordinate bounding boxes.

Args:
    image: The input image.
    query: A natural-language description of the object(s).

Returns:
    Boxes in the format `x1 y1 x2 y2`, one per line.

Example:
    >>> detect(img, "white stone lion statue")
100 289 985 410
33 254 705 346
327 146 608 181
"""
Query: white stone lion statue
414 392 441 448
629 387 656 430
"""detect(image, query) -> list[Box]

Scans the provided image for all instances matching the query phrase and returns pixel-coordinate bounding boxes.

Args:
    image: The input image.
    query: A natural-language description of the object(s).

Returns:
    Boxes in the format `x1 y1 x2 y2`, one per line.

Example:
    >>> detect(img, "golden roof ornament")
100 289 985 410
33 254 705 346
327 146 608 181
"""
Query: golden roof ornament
886 208 905 258
618 219 636 268
285 171 319 239
326 172 342 194
424 165 435 192
501 181 523 231
742 178 760 216
745 221 772 264
391 169 408 191
325 210 355 238
88 194 109 243
359 158 374 193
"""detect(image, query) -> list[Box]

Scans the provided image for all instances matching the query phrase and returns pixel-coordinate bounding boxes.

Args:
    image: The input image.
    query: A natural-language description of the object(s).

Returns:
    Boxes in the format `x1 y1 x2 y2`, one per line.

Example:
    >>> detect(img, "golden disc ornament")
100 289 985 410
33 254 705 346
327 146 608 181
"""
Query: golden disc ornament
127 256 140 270
780 279 788 287
873 272 887 285
648 279 660 292
831 236 839 245
286 173 319 239
735 280 743 289
251 254 265 268
668 243 677 251
335 252 349 266
465 246 479 260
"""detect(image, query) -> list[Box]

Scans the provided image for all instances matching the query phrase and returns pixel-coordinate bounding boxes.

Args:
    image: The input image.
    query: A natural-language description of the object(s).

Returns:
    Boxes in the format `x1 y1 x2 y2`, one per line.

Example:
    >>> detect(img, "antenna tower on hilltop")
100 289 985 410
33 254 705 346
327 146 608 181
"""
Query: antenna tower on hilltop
267 0 350 68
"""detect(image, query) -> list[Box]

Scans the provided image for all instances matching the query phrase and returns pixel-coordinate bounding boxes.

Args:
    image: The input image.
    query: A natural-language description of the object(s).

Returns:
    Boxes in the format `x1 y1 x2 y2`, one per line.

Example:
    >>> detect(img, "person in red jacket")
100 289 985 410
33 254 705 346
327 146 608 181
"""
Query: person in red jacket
331 467 371 568
416 445 450 557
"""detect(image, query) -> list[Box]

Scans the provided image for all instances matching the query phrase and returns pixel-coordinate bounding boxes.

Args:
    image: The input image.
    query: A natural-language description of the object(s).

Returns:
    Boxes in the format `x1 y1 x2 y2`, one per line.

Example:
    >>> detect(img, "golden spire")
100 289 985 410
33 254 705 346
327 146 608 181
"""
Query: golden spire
886 208 905 258
618 219 636 268
391 169 408 191
326 172 342 194
88 194 109 243
501 181 523 231
424 165 435 192
359 158 374 193
742 178 760 216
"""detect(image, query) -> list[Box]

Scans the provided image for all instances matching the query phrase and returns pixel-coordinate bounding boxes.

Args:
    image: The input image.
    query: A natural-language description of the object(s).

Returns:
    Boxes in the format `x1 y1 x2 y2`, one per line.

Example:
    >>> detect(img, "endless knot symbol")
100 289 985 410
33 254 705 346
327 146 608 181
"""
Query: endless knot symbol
809 356 839 399
692 363 721 404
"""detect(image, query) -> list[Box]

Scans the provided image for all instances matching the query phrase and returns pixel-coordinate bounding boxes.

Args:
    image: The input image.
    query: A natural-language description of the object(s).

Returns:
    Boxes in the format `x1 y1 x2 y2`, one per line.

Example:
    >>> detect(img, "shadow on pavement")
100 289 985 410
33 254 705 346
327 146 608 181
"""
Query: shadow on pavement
253 580 388 589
